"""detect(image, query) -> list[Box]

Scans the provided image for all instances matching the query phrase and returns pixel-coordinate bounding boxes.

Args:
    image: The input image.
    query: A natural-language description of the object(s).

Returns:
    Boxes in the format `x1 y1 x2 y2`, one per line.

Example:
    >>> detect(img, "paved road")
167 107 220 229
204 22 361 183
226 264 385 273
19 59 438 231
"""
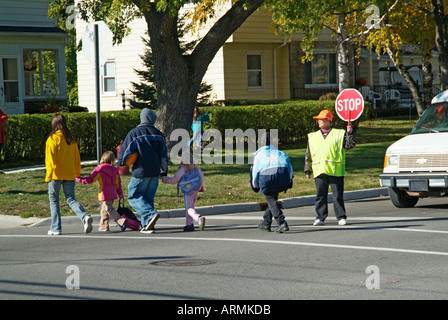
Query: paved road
1 195 447 303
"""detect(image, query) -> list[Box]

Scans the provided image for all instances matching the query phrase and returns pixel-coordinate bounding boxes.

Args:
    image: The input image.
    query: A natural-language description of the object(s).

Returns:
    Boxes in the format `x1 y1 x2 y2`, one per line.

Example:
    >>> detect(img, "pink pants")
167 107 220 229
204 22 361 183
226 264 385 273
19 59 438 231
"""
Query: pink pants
184 192 201 226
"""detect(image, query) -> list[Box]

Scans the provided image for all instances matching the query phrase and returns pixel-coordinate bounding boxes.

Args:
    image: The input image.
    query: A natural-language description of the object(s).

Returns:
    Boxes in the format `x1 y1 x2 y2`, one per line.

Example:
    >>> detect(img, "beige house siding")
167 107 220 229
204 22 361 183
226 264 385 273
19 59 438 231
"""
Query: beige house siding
202 47 226 101
222 42 289 100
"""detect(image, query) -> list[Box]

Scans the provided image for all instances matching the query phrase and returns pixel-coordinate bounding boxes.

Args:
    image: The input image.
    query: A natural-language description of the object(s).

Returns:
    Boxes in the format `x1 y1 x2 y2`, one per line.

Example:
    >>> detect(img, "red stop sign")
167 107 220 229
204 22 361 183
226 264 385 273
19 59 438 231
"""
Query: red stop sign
335 89 364 122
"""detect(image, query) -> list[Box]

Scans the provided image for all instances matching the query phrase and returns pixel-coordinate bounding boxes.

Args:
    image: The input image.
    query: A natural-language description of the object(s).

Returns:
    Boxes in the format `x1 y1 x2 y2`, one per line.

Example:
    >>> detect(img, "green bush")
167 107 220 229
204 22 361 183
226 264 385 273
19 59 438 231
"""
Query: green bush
1 100 369 161
2 110 141 161
201 100 370 144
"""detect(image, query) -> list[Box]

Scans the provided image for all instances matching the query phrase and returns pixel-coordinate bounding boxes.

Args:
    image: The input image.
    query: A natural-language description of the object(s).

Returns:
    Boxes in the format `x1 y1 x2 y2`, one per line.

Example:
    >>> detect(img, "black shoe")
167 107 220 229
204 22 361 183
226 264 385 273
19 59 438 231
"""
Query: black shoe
258 223 271 232
120 220 127 232
183 224 195 232
276 221 289 233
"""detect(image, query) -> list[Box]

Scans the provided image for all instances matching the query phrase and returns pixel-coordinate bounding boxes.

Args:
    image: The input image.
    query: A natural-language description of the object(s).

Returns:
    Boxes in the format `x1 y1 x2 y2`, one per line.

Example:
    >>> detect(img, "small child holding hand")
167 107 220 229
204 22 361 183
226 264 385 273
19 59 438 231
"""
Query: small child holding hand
76 151 127 232
161 157 205 231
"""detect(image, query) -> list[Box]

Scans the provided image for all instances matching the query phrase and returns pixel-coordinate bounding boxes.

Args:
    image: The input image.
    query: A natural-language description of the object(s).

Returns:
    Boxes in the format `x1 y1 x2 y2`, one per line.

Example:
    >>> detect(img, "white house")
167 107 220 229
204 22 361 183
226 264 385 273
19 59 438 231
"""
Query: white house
0 0 68 115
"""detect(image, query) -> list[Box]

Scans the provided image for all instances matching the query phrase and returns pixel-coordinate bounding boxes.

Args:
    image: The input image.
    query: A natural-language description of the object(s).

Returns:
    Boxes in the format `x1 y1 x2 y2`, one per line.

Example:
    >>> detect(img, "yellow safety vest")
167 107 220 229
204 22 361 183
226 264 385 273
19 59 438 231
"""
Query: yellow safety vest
308 129 346 178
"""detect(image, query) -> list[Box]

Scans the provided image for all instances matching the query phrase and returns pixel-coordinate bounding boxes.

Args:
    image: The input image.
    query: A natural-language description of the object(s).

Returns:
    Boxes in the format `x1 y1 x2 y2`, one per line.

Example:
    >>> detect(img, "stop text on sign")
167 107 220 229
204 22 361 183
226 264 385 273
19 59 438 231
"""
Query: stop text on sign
337 98 363 112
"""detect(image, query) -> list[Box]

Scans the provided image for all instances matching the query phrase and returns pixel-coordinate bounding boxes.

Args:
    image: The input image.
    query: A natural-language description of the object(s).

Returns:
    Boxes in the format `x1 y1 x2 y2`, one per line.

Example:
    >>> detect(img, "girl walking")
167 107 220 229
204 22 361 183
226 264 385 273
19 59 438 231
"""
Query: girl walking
161 156 205 231
76 151 127 232
45 113 92 235
188 106 203 149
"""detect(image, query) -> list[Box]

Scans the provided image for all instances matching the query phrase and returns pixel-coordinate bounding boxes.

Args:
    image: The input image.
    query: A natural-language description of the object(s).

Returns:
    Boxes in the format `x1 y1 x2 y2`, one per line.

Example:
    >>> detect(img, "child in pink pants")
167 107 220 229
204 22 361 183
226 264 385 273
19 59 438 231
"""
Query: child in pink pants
161 161 205 231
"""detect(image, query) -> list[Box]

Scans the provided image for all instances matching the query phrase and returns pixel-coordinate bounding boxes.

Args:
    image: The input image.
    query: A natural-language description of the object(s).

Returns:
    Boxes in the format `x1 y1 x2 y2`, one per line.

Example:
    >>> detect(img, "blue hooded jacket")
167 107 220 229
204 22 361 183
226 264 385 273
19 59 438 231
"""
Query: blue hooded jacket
250 145 293 195
117 108 168 178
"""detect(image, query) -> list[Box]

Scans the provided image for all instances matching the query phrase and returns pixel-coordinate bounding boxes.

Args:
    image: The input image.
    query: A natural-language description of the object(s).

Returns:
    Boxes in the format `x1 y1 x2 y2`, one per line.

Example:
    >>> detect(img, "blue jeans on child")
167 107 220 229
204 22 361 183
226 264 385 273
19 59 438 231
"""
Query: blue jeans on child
48 180 90 232
127 176 159 228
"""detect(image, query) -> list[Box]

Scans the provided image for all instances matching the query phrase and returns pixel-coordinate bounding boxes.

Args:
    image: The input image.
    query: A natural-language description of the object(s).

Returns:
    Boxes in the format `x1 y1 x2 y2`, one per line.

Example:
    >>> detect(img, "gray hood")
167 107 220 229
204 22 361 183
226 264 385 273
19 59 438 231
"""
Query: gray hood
140 108 157 126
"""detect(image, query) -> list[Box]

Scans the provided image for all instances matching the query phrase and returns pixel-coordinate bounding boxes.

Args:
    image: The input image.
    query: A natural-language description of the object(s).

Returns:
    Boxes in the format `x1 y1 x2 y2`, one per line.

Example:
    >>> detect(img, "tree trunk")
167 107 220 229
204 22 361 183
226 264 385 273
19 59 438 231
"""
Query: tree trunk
336 13 354 92
134 0 266 148
432 0 448 91
386 48 425 116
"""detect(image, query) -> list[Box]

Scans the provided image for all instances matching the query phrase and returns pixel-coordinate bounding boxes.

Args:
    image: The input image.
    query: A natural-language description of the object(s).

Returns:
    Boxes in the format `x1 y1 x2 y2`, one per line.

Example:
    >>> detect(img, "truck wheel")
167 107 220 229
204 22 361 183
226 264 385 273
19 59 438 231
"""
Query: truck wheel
388 187 419 208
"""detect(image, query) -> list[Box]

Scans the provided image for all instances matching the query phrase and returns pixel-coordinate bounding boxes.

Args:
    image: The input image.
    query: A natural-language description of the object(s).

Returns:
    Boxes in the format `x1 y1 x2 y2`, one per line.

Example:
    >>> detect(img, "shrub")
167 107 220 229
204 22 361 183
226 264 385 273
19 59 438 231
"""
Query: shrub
2 110 140 161
201 100 370 144
1 100 369 161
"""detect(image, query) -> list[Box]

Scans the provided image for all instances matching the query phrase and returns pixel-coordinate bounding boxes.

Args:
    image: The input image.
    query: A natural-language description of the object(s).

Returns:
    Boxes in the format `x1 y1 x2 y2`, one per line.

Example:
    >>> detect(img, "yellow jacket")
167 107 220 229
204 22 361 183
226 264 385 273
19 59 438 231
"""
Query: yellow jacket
45 130 81 182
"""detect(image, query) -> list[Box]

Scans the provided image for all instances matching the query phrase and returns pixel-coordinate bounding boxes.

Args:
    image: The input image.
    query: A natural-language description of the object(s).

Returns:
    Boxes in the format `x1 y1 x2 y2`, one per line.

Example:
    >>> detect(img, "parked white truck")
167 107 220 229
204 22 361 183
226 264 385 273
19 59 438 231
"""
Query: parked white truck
380 90 448 208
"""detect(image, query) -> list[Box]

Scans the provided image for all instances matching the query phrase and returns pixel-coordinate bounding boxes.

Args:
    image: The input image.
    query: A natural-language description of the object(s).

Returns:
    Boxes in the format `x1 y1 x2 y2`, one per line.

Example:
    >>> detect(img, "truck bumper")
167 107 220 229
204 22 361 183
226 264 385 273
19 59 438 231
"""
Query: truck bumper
380 173 448 191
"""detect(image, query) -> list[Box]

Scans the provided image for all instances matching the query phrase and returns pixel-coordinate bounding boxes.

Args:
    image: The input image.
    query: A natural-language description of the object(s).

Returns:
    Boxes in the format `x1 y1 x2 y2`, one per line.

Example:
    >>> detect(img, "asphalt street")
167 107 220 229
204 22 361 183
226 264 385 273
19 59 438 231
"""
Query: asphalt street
1 194 447 303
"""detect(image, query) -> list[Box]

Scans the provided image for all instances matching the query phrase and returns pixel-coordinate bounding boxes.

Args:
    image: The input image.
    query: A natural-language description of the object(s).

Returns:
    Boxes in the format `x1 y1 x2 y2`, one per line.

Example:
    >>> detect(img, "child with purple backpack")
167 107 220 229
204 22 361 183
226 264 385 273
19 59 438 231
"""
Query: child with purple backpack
161 155 205 231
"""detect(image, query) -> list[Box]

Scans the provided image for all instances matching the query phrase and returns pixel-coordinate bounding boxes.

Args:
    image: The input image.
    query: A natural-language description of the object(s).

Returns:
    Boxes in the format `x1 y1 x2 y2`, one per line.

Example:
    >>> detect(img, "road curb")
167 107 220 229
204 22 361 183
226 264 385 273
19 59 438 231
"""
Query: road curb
29 187 389 227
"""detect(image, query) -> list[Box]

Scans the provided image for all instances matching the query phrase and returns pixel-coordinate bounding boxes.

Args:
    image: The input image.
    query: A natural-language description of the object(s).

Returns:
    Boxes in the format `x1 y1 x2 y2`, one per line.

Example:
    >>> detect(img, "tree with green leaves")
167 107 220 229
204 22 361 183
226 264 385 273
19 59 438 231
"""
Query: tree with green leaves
355 0 447 115
269 0 372 92
69 0 265 148
270 0 447 116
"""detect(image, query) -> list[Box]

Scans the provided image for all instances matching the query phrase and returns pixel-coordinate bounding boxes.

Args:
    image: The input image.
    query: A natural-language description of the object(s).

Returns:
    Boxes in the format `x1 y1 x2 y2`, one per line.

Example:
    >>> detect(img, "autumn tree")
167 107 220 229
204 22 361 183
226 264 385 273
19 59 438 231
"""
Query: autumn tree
355 0 447 115
269 0 372 92
71 0 265 147
348 0 432 115
407 0 448 91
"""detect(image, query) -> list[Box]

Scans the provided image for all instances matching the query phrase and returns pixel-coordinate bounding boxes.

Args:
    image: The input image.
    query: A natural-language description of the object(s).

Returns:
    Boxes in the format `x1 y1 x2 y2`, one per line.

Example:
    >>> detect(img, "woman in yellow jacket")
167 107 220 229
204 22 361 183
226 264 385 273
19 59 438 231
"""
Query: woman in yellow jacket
45 113 92 235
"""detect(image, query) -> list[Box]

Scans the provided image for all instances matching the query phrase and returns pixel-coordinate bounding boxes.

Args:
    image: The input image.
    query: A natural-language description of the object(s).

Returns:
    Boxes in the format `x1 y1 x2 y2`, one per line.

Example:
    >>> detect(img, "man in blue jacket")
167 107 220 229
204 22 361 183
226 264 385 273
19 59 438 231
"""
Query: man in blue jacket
250 132 293 233
118 108 168 233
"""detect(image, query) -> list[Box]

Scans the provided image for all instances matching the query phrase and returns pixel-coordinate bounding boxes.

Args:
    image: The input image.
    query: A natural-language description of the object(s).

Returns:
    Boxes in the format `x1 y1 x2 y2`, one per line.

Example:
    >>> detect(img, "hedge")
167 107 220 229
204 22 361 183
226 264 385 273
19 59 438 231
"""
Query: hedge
201 100 370 144
1 100 370 161
2 109 141 161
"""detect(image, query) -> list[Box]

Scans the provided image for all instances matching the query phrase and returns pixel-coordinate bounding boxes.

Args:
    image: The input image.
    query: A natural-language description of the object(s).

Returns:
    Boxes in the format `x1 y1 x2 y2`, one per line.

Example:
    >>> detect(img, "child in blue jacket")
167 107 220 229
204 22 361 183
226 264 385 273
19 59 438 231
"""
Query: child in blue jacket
250 132 293 233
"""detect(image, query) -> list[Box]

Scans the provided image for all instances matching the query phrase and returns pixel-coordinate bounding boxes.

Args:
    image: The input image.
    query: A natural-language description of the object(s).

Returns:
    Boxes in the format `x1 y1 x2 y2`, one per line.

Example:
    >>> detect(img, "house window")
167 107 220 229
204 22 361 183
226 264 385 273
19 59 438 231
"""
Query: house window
23 49 59 96
247 54 263 88
2 58 19 102
305 53 337 85
103 61 116 94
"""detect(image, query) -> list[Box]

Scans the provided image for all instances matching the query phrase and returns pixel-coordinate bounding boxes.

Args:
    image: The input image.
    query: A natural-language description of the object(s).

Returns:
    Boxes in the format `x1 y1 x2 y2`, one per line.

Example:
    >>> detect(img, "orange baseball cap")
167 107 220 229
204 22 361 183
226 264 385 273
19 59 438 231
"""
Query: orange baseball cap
313 110 334 121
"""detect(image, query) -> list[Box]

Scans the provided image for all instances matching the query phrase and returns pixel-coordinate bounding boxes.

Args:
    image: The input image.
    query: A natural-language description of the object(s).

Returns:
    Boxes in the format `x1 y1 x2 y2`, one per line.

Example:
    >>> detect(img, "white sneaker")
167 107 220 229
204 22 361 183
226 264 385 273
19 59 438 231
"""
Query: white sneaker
144 213 160 231
313 219 325 226
140 228 155 234
338 219 348 226
47 230 61 235
84 216 93 234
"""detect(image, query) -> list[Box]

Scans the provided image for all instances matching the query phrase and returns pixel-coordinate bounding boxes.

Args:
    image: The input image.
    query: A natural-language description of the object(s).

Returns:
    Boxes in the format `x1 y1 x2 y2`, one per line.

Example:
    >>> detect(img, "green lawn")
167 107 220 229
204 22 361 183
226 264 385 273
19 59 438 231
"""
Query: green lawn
0 118 417 218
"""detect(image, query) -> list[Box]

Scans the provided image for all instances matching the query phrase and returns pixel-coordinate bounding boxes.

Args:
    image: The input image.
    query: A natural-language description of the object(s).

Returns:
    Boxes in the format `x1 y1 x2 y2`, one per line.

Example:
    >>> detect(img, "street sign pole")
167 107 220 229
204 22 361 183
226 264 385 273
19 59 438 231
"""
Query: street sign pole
94 24 102 165
82 21 112 165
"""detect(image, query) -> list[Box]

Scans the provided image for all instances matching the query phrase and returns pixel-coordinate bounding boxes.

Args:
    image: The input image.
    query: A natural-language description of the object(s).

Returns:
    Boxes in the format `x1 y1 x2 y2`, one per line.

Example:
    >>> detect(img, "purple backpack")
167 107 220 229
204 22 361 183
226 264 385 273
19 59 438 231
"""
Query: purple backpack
117 200 141 230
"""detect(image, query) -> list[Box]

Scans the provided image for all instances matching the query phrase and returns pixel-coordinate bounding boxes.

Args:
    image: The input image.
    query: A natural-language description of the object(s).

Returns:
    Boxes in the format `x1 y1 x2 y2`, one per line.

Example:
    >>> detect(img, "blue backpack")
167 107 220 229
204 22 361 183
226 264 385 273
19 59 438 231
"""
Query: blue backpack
177 168 201 197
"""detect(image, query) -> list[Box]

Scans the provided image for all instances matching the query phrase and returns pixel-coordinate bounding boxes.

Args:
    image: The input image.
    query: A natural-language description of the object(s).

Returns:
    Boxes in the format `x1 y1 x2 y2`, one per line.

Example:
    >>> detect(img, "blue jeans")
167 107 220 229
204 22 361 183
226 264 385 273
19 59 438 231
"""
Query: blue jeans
48 180 90 232
188 130 202 148
127 176 159 228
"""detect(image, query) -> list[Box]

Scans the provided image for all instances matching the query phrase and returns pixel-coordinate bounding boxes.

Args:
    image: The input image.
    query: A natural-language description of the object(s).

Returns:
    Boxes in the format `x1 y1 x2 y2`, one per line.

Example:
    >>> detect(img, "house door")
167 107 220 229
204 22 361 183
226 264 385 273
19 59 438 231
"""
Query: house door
0 57 21 114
